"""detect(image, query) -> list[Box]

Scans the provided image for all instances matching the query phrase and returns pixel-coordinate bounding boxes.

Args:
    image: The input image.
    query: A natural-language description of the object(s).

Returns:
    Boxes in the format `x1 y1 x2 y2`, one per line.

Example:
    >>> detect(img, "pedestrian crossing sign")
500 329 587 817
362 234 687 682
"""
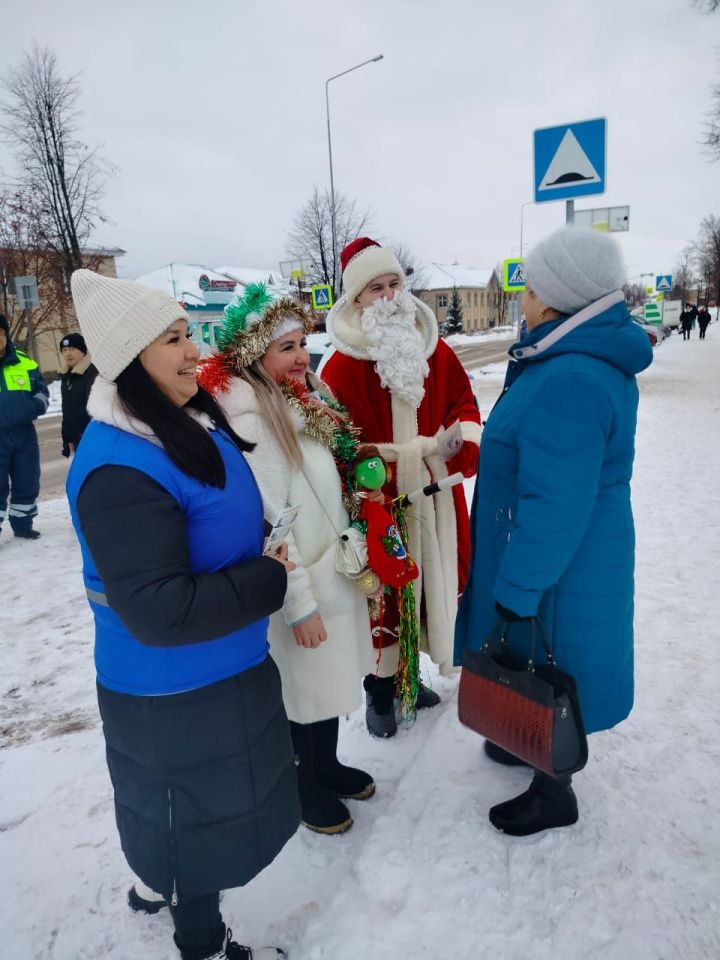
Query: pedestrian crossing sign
311 284 333 310
503 258 526 292
655 275 672 292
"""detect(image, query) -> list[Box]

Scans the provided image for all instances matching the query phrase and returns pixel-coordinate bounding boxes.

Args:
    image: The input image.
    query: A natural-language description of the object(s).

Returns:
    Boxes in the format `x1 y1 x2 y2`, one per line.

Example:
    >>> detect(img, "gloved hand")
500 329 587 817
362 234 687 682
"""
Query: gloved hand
495 602 531 623
62 442 71 458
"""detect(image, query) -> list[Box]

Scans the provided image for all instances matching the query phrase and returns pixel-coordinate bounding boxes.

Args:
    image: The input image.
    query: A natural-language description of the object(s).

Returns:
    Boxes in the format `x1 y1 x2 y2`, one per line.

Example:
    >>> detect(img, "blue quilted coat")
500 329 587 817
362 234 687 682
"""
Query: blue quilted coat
454 291 653 733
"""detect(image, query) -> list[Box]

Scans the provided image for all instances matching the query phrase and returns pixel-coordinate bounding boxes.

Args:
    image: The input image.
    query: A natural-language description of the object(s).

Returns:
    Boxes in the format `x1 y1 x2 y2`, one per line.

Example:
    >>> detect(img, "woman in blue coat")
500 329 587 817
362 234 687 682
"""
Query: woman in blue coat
67 270 299 960
455 227 653 837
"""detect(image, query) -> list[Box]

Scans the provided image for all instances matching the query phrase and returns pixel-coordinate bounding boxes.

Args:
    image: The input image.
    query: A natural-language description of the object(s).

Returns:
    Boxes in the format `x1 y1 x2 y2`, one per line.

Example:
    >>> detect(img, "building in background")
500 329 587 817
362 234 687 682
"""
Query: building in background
415 264 507 331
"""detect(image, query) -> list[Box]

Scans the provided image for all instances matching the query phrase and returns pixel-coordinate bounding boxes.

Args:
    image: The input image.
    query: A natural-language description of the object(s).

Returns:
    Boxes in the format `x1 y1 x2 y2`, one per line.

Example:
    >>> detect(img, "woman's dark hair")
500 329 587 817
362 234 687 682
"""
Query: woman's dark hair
115 358 254 487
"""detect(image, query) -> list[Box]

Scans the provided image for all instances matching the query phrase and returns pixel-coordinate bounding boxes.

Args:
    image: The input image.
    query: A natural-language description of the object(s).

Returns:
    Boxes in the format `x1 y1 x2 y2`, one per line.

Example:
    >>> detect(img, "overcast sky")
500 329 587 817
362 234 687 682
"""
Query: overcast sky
1 0 718 285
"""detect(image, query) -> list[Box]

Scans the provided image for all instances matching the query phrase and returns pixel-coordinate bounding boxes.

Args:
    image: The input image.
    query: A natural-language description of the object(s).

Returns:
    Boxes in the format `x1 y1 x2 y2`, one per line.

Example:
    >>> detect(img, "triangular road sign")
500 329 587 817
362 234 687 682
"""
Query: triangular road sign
538 129 601 193
315 289 329 305
509 264 525 285
656 276 672 291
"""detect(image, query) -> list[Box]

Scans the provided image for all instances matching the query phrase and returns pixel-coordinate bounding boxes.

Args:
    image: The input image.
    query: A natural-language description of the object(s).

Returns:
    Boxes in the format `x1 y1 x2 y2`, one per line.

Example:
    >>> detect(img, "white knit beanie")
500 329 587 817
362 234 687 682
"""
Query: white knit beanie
525 227 626 315
70 270 189 381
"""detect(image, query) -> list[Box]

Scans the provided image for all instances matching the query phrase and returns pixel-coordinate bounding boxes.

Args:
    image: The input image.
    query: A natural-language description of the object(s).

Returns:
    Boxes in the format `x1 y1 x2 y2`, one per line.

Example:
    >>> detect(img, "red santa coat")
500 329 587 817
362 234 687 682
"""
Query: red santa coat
323 340 479 589
321 296 481 674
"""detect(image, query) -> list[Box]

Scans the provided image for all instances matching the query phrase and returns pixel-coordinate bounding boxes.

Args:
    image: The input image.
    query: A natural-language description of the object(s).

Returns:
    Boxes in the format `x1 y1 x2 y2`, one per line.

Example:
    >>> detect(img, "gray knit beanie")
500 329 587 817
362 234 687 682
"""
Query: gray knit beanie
70 270 189 381
525 226 626 315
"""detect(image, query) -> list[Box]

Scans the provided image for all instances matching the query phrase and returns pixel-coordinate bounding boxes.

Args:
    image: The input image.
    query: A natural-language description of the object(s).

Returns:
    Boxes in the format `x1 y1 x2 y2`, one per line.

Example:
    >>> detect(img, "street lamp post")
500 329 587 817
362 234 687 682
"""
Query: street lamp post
519 200 534 258
325 54 383 295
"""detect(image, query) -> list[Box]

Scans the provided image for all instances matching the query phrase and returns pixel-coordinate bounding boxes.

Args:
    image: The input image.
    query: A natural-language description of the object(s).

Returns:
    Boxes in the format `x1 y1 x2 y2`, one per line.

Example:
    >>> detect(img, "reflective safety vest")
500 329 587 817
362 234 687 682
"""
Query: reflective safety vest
1 351 38 392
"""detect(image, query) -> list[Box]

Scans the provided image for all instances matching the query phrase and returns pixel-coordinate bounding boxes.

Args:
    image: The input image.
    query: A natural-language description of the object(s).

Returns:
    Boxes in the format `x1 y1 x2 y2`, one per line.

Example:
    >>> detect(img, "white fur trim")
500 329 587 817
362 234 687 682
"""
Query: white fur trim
271 317 304 342
87 376 214 443
460 420 482 446
342 245 403 305
374 396 458 675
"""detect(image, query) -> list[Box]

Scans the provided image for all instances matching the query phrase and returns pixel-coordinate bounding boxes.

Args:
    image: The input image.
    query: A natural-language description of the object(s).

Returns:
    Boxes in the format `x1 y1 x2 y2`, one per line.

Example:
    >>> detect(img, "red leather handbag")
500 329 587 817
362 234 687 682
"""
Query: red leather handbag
458 618 588 777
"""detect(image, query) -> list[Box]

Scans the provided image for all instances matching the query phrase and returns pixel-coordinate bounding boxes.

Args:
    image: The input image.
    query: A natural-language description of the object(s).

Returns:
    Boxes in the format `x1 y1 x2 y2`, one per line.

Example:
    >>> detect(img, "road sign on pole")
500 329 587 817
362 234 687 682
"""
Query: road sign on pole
655 275 672 292
503 258 526 292
573 205 629 232
311 284 333 310
534 118 607 204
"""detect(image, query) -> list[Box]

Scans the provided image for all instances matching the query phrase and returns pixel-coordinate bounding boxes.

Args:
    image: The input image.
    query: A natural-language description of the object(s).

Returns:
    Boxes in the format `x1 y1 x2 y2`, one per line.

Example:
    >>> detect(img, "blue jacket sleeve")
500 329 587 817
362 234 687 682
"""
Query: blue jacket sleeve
30 365 49 419
494 373 612 617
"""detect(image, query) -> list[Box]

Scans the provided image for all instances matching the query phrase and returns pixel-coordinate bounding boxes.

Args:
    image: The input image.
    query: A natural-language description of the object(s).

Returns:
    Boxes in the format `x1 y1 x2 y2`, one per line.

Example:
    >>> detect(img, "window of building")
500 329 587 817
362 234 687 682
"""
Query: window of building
438 294 448 309
474 293 478 307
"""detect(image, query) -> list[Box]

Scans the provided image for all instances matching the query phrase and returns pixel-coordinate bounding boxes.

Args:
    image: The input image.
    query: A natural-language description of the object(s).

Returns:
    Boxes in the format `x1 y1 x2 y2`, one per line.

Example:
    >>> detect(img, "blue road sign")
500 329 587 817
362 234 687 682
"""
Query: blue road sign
311 283 333 310
534 118 606 203
655 275 672 292
503 258 526 292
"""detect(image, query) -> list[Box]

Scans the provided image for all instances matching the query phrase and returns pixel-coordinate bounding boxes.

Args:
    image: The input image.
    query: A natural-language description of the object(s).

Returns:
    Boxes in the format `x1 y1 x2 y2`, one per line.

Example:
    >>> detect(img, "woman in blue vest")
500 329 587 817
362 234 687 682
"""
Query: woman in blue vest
455 228 653 837
67 270 300 960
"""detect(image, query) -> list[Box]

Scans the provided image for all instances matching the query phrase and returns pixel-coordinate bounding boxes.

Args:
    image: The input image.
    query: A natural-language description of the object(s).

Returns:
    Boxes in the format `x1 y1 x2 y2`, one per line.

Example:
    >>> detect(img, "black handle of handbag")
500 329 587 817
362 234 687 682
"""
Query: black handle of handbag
484 617 556 672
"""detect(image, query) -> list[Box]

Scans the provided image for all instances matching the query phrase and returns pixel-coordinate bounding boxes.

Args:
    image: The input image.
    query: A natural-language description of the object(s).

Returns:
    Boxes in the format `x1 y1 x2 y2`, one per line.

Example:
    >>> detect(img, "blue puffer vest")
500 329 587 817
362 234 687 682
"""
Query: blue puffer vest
67 420 269 695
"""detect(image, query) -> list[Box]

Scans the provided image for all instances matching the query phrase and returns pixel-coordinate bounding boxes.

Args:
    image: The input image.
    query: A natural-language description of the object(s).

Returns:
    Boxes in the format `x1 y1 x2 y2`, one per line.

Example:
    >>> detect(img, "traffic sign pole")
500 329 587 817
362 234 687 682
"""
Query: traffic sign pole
566 199 574 225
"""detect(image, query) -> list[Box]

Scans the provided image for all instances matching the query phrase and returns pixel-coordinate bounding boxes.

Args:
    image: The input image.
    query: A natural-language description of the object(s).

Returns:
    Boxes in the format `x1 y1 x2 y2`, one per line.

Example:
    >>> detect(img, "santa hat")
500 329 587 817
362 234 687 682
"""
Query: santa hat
70 270 188 381
340 237 404 306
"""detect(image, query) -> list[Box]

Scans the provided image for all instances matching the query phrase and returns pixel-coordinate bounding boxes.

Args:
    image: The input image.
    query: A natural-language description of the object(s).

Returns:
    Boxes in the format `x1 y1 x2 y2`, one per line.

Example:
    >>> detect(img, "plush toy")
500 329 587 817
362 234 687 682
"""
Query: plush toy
354 454 418 589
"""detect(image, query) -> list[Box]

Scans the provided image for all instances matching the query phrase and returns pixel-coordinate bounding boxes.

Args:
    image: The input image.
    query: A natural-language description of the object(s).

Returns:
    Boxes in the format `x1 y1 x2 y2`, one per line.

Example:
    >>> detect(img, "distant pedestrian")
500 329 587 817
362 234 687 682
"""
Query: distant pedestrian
697 305 711 339
680 304 695 340
0 313 49 541
59 332 97 456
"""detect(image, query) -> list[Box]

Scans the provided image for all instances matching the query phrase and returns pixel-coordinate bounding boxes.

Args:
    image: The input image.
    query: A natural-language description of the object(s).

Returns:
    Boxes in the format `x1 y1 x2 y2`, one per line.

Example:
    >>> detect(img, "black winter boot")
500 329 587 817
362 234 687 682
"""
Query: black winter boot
128 880 168 914
363 674 397 738
414 681 441 709
489 770 578 837
290 722 353 834
312 717 375 799
12 527 41 540
484 740 530 767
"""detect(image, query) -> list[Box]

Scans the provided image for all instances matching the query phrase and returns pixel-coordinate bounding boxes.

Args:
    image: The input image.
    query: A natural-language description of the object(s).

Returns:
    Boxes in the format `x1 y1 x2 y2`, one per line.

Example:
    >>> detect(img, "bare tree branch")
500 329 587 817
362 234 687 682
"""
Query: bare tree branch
0 45 112 283
692 0 719 12
287 187 373 296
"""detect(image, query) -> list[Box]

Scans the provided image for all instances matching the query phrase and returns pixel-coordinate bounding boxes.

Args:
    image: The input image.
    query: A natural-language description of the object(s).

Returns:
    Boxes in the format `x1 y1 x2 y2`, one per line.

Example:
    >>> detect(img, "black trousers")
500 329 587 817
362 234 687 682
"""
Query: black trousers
170 892 223 959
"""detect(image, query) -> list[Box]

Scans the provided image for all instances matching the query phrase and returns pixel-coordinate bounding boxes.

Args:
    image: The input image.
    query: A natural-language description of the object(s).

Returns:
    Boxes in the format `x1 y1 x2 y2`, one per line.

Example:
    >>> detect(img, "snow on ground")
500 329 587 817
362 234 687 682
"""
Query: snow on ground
1 332 719 960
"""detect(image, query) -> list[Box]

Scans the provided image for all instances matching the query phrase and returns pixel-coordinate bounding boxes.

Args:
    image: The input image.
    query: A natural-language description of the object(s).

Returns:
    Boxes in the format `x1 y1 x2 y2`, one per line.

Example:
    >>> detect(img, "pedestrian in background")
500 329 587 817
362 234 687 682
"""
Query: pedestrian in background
0 313 49 541
697 305 711 339
455 227 653 837
59 332 97 456
199 283 375 837
680 304 695 340
66 270 299 960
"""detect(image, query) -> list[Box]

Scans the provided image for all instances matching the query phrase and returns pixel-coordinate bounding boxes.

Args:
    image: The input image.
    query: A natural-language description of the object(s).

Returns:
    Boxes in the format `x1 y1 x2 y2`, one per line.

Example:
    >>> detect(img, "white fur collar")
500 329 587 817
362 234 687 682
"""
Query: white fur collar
87 376 215 444
219 377 305 434
326 292 439 361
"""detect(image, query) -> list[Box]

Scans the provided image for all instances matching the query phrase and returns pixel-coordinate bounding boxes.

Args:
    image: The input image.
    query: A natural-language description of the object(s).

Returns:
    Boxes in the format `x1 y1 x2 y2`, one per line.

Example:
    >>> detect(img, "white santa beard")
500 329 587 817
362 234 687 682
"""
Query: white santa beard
361 291 429 409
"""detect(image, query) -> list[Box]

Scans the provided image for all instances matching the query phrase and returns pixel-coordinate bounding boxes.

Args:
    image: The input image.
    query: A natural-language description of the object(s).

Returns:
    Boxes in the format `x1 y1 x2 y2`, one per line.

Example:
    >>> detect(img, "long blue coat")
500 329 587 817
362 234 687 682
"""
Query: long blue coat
454 292 653 733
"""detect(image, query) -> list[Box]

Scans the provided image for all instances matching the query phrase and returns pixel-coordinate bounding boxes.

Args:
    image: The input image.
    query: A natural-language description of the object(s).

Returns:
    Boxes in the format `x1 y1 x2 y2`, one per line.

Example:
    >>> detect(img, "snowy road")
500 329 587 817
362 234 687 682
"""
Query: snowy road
1 331 718 959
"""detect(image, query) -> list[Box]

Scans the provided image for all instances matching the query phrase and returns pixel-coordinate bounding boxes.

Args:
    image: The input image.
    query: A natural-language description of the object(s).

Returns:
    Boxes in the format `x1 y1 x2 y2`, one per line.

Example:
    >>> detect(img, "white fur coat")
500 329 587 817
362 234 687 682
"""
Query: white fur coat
219 379 373 724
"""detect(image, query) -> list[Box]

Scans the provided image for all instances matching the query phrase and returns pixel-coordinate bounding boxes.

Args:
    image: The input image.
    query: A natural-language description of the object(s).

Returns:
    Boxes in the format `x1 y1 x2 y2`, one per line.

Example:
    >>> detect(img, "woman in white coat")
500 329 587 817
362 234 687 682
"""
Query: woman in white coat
199 284 375 835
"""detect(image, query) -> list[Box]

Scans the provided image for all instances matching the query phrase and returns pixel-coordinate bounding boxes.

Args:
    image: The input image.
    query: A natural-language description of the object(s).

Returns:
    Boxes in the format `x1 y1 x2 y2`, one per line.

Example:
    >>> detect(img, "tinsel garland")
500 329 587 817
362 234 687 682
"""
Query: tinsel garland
393 503 421 718
278 378 364 519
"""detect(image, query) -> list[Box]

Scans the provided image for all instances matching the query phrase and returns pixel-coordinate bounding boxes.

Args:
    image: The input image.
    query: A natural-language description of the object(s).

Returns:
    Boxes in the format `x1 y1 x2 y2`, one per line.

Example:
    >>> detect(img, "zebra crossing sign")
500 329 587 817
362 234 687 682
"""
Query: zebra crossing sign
311 284 333 310
503 258 526 292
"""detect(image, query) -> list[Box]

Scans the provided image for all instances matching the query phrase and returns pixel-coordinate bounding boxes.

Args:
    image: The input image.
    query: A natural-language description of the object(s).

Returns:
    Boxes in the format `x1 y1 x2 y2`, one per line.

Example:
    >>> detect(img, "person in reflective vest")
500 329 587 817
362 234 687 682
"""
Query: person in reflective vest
0 314 49 540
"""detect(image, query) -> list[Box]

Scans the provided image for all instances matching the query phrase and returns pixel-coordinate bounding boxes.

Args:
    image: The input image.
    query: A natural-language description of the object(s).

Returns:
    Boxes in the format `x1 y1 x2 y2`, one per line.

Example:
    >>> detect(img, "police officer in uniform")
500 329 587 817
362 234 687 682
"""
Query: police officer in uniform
0 314 49 540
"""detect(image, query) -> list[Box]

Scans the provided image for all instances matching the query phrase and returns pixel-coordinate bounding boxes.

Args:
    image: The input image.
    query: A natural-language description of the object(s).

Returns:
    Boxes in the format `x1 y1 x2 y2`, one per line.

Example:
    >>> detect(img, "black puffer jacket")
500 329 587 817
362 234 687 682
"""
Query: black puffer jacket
59 356 97 455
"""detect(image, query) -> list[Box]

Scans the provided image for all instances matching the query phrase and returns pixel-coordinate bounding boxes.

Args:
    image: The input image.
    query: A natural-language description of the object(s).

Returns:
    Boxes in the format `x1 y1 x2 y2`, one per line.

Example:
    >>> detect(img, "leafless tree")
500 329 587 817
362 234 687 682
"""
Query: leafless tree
0 185 103 354
695 214 720 306
287 186 372 297
492 264 515 326
622 282 647 308
691 0 720 159
388 241 428 292
0 45 112 285
672 245 697 303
